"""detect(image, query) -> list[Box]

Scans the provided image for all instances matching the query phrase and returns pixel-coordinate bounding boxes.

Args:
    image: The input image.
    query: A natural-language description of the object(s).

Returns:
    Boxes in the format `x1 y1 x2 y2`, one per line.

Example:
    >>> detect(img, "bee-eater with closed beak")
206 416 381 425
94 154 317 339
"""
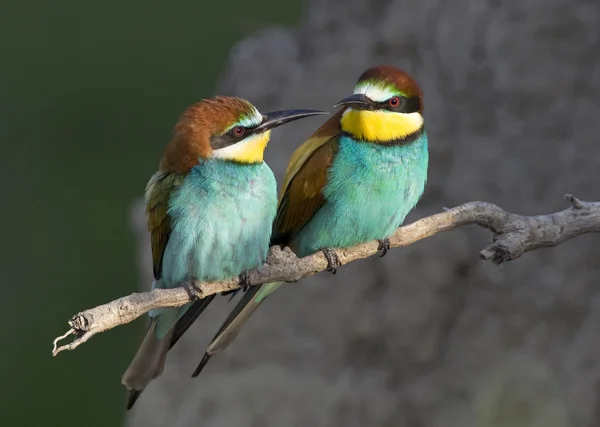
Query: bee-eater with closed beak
121 96 327 409
191 65 429 377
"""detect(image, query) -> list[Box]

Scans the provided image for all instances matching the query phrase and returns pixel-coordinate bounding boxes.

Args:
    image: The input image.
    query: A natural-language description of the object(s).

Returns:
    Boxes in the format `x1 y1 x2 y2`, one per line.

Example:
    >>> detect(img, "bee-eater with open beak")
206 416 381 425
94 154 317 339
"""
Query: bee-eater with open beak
121 96 327 409
191 65 429 377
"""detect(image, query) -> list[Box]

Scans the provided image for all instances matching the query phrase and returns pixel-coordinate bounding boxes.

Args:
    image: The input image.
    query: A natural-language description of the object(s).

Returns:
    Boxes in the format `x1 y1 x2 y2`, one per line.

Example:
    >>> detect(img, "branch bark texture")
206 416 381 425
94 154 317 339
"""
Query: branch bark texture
52 195 600 356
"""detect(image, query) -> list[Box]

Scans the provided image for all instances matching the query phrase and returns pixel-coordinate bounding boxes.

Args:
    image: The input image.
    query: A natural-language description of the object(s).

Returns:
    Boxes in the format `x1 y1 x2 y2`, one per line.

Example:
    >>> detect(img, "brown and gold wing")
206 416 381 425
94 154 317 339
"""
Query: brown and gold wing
271 109 344 246
144 171 185 280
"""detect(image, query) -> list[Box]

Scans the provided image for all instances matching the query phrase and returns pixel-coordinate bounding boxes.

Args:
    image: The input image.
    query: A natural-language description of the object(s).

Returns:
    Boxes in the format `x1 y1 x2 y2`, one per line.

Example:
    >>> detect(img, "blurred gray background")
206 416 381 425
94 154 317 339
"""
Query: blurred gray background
4 0 599 426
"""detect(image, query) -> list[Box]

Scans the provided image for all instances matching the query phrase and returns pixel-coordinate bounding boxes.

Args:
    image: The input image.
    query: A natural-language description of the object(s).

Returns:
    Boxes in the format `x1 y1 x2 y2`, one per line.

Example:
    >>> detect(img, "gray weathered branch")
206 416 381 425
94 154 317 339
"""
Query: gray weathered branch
52 195 600 356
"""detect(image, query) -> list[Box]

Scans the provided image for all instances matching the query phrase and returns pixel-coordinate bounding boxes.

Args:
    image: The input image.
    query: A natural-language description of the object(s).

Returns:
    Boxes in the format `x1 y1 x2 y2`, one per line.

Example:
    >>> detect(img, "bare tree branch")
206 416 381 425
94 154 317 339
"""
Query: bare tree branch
52 195 600 356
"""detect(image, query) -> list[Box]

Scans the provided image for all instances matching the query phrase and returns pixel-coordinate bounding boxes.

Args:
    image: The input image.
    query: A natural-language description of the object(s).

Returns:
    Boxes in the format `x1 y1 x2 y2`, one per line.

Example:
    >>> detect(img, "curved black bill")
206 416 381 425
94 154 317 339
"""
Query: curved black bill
255 109 328 132
333 93 372 108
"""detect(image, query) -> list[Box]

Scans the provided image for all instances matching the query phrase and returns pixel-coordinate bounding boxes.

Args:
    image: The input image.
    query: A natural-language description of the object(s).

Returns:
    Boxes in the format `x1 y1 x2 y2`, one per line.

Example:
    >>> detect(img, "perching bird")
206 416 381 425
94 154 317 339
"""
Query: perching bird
121 96 327 409
191 65 429 377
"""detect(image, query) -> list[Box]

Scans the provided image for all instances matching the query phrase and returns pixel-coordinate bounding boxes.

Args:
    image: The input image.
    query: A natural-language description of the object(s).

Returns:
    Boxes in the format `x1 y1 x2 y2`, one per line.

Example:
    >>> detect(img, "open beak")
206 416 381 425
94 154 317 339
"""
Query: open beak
255 109 329 133
333 93 372 109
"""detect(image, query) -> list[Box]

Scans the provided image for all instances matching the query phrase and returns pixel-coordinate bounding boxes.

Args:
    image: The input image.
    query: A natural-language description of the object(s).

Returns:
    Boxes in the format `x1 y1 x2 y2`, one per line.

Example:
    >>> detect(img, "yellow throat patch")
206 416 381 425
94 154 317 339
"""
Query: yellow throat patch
340 109 423 143
212 131 271 163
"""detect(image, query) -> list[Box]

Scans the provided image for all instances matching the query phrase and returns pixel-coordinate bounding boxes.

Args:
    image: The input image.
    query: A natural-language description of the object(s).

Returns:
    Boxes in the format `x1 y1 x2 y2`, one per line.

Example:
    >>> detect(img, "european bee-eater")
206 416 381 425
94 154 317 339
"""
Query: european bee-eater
191 65 429 377
121 96 326 409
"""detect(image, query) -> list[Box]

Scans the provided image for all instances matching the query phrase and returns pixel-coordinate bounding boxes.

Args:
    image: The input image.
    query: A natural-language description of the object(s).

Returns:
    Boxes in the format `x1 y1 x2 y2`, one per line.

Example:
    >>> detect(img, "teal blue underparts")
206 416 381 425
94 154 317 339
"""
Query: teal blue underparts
150 160 277 338
291 132 428 257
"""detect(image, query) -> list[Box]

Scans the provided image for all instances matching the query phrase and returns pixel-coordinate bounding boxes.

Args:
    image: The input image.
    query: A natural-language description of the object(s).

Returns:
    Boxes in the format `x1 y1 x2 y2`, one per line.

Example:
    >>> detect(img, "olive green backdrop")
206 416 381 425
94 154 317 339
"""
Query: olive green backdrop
0 1 301 426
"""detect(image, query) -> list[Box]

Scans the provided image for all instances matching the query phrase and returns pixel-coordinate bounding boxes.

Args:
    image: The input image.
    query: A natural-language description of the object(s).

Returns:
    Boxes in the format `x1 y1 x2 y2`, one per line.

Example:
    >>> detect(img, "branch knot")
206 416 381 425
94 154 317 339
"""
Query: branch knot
70 314 90 332
565 194 584 209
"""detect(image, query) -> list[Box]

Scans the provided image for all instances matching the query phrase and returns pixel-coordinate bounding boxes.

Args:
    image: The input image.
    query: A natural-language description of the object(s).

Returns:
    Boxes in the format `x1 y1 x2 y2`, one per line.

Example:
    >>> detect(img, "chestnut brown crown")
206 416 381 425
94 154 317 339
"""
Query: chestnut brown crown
159 96 262 173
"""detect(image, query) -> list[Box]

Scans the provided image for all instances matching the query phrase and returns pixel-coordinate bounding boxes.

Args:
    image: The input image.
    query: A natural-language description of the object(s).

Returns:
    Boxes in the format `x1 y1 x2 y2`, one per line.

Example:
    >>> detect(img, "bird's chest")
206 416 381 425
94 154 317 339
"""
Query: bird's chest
160 162 277 286
324 135 428 243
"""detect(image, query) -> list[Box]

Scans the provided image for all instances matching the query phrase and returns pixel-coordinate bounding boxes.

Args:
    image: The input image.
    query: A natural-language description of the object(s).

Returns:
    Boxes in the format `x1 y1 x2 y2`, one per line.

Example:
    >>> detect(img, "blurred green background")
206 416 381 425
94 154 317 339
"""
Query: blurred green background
0 1 301 426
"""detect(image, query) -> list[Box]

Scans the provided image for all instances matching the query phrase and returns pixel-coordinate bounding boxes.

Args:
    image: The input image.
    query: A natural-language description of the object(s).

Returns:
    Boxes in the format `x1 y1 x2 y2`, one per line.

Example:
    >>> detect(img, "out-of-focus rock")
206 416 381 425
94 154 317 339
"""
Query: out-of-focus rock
127 0 600 425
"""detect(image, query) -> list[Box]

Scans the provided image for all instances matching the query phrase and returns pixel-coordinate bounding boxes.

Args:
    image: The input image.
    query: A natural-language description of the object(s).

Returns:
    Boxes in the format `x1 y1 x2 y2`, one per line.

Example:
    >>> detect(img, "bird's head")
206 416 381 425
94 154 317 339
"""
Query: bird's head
335 65 424 143
160 96 327 172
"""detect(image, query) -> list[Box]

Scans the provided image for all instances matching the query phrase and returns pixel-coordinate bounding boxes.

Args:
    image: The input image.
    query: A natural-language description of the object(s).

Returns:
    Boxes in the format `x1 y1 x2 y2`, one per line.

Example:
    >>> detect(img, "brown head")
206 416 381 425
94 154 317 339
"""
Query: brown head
335 65 425 143
160 96 327 172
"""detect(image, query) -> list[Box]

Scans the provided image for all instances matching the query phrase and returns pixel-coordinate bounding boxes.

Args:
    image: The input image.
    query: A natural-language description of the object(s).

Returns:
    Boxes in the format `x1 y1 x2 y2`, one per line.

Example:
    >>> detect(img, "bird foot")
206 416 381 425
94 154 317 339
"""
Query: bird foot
220 271 252 301
239 270 252 292
321 247 341 274
377 238 390 257
184 281 201 300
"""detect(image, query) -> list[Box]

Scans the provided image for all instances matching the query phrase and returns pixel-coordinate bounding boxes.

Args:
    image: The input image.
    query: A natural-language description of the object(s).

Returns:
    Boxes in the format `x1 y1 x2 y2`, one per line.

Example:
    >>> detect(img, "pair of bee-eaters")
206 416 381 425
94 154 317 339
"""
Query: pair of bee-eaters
122 65 429 409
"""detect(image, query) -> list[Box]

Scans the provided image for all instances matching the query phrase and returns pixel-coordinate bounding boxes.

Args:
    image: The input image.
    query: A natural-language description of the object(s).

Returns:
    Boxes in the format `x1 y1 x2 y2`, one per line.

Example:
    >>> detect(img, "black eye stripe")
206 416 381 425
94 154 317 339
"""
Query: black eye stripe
210 125 257 150
376 96 420 113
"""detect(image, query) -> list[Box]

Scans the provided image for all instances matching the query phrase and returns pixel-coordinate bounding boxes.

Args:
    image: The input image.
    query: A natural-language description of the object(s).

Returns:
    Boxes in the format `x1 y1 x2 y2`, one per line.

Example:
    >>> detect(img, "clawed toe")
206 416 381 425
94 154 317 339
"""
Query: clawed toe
184 281 201 300
239 270 251 292
320 247 341 274
377 238 390 257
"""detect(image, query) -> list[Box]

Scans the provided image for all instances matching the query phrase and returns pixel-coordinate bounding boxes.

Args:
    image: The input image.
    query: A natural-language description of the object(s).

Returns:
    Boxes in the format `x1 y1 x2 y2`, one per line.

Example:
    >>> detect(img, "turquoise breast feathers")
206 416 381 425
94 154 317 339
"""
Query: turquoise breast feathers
151 160 277 336
292 132 428 257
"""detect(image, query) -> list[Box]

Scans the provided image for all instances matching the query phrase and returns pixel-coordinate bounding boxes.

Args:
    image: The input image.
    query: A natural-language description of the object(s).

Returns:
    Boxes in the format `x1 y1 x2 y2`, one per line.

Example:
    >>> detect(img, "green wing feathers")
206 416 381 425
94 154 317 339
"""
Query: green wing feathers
272 109 343 246
145 171 184 280
272 137 339 246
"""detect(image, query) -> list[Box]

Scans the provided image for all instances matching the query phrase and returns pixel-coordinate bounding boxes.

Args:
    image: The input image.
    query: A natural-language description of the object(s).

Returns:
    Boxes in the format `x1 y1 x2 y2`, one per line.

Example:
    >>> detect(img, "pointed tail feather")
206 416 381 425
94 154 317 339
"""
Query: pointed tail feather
191 282 283 378
191 352 212 378
190 287 261 378
127 390 142 410
122 294 217 409
169 295 216 350
122 319 174 409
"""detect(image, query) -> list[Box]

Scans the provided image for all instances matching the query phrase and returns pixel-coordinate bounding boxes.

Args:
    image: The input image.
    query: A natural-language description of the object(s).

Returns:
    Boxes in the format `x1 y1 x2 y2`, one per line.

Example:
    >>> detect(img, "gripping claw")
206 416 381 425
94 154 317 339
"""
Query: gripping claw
321 247 341 274
377 238 390 257
239 270 252 292
184 281 201 300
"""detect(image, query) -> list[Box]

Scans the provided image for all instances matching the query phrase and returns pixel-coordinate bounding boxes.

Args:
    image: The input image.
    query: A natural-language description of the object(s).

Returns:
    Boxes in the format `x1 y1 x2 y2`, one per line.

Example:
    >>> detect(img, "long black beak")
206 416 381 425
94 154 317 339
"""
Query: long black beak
255 109 328 133
333 93 372 109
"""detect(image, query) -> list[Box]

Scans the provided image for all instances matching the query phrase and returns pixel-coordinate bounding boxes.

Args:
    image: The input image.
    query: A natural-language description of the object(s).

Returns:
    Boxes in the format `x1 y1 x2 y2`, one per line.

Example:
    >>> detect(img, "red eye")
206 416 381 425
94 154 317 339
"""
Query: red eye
232 126 245 137
388 97 400 107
